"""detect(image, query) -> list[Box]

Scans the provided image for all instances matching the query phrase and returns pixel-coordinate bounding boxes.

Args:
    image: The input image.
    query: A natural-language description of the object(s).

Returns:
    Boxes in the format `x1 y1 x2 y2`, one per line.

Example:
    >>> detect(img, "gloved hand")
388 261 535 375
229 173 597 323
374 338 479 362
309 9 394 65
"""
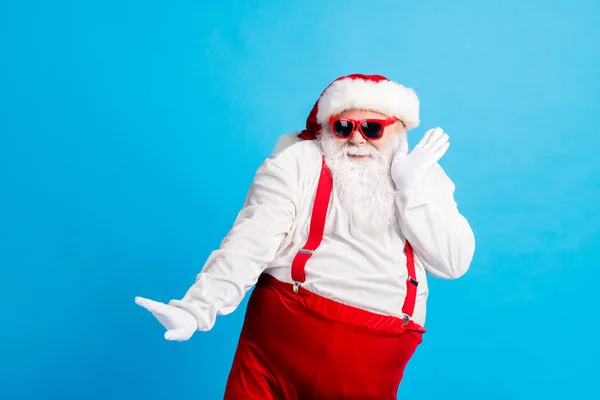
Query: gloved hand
391 127 450 190
135 296 197 341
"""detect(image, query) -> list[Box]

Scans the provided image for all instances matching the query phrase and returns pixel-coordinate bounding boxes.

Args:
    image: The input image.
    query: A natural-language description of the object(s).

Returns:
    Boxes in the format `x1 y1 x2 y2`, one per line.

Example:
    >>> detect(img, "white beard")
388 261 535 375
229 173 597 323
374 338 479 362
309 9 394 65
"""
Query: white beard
317 129 403 232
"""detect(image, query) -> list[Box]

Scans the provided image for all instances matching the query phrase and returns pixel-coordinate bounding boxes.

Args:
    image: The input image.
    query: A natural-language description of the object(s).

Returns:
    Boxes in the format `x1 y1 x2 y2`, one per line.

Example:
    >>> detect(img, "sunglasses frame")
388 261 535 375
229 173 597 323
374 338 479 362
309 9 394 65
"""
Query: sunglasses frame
329 116 399 141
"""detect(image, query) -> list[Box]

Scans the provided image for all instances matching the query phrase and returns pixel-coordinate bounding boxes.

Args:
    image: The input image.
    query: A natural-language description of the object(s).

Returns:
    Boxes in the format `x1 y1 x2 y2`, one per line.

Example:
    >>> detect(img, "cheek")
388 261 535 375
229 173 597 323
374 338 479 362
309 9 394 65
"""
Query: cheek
372 136 389 150
335 138 349 147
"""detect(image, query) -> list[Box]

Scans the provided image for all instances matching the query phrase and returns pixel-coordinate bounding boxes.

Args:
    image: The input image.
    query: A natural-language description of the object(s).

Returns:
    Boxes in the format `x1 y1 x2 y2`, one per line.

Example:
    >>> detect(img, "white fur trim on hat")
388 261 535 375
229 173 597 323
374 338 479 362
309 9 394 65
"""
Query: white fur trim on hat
316 77 420 129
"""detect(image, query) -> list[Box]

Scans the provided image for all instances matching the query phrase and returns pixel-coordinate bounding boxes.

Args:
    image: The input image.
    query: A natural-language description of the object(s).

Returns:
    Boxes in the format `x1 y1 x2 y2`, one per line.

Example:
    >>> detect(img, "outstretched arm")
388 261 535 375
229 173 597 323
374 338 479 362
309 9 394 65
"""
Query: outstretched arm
168 153 298 330
137 149 299 338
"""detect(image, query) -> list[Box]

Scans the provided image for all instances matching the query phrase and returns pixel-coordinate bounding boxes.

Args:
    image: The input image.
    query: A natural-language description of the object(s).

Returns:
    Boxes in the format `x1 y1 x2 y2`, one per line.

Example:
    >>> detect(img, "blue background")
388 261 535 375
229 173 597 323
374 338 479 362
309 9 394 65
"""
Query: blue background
1 1 599 399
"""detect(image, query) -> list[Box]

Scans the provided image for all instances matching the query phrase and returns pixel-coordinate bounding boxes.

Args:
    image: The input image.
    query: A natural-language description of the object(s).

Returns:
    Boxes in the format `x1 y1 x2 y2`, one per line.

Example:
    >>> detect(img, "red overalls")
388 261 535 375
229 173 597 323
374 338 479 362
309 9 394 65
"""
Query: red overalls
224 158 425 400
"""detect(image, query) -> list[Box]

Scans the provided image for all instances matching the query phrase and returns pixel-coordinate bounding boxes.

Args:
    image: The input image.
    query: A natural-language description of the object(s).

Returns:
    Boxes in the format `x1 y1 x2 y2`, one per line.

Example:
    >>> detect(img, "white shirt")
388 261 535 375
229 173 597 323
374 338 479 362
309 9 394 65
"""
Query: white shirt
169 138 475 330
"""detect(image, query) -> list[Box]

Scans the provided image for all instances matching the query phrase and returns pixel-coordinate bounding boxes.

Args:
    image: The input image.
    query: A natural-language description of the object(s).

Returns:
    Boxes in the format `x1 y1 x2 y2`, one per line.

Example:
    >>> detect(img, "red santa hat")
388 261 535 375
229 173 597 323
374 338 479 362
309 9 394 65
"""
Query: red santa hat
299 73 420 139
274 74 419 153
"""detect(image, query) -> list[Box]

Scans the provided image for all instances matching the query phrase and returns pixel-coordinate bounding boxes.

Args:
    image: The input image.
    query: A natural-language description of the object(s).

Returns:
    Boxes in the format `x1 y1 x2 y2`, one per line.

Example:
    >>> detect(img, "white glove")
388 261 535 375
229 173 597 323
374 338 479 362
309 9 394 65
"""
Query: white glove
391 127 450 190
135 296 198 341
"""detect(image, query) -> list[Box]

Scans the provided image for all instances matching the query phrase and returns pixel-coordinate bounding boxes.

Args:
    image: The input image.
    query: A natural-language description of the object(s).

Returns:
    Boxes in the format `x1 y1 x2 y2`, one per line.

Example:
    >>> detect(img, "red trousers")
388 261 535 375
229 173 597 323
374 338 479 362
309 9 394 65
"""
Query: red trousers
224 274 425 399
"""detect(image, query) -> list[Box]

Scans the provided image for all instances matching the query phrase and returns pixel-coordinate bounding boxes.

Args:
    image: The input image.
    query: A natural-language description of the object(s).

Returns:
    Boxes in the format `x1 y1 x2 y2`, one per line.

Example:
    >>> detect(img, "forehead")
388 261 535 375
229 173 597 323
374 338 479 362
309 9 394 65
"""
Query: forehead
337 109 390 120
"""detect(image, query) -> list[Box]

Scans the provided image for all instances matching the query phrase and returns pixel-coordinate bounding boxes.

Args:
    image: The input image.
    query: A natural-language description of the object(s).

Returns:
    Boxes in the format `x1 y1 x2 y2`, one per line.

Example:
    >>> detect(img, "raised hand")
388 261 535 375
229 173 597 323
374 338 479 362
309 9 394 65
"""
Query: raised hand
135 296 197 341
391 127 450 190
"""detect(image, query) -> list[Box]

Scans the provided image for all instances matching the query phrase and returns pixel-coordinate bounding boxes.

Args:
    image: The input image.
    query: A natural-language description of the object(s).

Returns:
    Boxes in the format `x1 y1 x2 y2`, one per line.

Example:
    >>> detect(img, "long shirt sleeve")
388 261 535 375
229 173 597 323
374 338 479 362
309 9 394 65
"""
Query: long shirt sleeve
168 151 299 331
395 163 475 279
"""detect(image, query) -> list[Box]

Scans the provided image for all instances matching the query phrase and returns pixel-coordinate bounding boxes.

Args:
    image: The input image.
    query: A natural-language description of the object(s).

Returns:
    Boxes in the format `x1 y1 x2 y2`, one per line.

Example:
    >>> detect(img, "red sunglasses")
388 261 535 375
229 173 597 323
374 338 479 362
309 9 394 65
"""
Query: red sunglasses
329 117 398 140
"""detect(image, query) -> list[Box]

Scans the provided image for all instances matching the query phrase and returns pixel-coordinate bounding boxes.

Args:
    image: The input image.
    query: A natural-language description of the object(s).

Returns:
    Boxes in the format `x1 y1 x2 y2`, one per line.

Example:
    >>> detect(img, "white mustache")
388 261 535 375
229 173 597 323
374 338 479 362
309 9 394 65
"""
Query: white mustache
346 145 375 156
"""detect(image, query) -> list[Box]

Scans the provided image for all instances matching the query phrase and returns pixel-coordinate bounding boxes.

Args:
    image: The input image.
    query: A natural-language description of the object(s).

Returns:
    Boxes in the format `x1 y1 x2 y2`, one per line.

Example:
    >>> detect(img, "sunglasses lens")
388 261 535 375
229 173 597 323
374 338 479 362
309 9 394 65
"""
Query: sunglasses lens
360 121 384 139
332 119 354 137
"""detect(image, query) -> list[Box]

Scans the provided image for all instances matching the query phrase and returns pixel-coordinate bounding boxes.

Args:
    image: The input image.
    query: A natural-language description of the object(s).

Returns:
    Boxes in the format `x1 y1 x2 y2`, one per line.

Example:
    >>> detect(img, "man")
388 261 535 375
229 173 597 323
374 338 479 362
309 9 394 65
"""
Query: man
136 74 475 399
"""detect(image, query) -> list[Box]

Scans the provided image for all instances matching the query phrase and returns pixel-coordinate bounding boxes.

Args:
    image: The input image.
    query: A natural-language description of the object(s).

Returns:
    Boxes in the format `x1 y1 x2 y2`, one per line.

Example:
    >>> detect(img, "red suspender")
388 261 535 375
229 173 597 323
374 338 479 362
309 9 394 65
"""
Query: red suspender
291 157 333 291
290 156 419 323
401 241 418 319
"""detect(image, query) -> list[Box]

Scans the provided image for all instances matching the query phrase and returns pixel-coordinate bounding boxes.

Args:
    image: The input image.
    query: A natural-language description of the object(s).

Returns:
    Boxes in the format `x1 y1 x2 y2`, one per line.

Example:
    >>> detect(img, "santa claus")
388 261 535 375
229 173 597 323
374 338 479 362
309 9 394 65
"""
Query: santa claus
136 74 476 399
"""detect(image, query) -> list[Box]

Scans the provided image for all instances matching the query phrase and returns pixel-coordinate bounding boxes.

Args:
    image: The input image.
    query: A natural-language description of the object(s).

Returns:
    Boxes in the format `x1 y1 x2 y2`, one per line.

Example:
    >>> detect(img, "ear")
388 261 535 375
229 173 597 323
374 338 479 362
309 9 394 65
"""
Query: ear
272 132 303 155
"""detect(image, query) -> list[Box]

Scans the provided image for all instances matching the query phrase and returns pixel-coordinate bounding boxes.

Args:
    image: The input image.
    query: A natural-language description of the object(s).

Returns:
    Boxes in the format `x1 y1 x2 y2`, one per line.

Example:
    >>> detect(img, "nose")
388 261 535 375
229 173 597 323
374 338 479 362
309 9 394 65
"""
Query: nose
348 128 366 146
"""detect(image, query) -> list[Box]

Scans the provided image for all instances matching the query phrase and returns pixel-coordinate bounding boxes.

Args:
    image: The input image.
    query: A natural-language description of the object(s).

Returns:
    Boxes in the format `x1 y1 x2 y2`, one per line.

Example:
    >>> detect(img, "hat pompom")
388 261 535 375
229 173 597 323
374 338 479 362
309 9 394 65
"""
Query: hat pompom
272 132 304 155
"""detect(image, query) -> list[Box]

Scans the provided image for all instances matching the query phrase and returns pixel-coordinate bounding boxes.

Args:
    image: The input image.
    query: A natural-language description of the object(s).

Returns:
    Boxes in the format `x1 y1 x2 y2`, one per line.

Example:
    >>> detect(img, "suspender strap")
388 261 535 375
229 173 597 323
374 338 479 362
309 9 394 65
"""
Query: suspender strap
290 156 419 322
291 156 333 287
401 241 418 318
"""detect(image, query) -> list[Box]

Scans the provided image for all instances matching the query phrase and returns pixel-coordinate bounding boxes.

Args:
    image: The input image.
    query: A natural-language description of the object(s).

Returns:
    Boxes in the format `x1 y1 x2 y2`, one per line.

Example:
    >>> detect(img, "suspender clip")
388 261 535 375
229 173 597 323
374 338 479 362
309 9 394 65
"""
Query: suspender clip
298 248 314 255
402 314 410 327
293 281 301 294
